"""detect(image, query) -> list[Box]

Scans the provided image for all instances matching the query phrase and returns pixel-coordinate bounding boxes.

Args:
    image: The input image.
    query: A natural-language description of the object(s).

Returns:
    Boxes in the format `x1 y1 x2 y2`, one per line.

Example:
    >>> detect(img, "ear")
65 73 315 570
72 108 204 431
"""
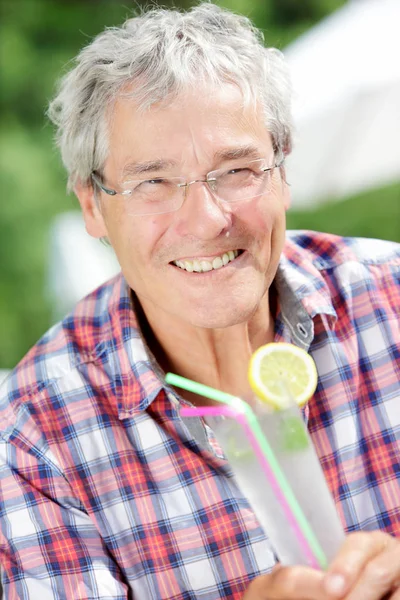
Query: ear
74 180 108 239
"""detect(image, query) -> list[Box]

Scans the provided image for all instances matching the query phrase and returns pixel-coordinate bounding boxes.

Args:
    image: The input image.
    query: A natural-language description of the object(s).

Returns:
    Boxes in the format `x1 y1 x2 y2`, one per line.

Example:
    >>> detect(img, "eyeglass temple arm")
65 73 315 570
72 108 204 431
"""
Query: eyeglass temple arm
260 157 285 174
91 172 117 196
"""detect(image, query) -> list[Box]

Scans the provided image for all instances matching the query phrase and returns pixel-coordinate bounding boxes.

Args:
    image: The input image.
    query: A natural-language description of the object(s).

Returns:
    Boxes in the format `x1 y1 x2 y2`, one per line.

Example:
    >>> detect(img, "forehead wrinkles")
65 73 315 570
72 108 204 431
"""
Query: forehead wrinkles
107 88 270 173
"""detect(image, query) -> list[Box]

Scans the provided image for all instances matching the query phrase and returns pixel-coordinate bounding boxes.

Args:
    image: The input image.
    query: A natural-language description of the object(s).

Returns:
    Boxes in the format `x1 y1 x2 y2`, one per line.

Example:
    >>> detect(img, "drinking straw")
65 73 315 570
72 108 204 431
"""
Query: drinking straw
165 372 328 570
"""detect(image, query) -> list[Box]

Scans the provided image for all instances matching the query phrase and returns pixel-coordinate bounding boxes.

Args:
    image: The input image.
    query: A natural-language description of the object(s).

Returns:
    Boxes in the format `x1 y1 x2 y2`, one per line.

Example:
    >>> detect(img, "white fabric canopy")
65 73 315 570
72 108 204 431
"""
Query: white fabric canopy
0 370 9 385
48 212 120 319
284 0 400 206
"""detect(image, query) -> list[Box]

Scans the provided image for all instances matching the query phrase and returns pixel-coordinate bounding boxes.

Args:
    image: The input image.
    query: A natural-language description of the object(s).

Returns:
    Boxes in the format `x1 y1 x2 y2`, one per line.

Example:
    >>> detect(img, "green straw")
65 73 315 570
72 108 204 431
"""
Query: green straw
165 373 250 414
165 372 328 569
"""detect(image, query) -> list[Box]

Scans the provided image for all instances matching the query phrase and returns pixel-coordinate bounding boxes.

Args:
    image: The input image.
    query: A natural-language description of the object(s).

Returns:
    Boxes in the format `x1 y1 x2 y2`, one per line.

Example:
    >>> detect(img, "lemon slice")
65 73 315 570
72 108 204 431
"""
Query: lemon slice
248 343 318 409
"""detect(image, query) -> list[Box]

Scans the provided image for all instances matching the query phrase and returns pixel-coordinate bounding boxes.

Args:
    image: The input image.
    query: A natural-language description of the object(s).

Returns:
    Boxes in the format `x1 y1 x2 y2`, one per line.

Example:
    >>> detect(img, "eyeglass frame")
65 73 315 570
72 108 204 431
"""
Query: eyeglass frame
91 155 285 215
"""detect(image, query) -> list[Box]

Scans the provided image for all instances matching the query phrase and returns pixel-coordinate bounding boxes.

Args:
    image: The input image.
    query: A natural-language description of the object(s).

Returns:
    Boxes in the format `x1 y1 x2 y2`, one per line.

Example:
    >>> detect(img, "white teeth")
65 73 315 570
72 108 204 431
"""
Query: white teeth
193 260 202 272
173 250 242 273
212 257 223 270
200 260 213 272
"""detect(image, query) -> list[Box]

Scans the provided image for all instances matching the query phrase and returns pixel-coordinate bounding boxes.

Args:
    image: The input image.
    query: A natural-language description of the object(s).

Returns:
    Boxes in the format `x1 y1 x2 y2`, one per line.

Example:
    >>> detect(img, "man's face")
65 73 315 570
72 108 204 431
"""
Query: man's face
78 85 290 329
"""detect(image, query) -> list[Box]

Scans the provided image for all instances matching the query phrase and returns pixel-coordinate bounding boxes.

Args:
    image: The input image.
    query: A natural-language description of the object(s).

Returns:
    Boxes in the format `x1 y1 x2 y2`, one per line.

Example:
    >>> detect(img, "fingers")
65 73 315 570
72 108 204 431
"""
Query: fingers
322 531 399 600
345 543 400 600
242 532 400 600
243 565 325 600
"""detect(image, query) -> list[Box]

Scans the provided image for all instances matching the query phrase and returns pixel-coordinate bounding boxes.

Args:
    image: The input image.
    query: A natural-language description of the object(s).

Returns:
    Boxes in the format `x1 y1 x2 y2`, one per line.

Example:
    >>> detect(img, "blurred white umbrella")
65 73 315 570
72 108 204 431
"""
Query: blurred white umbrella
0 370 9 385
48 211 120 319
284 0 400 207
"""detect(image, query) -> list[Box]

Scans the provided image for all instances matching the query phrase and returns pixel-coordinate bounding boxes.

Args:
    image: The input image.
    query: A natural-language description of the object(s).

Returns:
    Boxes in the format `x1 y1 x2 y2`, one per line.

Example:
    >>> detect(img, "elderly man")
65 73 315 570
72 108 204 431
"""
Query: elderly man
0 4 399 599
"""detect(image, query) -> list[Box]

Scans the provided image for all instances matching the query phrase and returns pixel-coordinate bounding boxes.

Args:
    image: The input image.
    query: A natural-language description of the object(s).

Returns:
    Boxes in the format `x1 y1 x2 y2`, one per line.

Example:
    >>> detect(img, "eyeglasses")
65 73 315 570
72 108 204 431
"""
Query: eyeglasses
91 156 284 216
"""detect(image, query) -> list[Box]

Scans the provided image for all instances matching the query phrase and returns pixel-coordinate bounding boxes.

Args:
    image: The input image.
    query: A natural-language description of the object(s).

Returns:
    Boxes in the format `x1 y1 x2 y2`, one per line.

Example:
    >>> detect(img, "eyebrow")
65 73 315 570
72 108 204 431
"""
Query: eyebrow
121 159 179 179
214 144 263 162
121 145 263 179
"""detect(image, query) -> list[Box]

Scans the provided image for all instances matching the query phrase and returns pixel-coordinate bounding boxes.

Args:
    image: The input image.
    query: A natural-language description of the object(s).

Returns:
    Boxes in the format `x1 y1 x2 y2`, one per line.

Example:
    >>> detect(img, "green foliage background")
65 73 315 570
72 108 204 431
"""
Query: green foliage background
1 0 399 369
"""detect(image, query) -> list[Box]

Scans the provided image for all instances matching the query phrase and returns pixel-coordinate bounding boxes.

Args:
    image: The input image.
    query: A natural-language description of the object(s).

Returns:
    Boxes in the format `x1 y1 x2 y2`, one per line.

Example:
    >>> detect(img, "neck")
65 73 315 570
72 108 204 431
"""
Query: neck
134 291 276 406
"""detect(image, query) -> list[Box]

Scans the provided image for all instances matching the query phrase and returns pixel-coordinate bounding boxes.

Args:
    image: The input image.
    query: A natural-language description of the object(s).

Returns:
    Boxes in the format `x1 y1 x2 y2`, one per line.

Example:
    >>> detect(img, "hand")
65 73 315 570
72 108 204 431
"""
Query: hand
322 531 400 600
242 531 400 600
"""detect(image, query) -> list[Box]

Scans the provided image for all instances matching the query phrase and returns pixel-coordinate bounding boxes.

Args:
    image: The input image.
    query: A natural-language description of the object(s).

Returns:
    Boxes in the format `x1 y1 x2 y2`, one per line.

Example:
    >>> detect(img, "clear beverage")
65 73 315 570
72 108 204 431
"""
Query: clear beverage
206 402 345 567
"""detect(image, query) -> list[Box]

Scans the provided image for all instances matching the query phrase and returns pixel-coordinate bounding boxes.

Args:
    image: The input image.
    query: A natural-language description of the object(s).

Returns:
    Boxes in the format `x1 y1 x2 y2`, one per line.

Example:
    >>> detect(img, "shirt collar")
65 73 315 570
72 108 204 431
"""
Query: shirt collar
100 275 165 418
279 235 338 323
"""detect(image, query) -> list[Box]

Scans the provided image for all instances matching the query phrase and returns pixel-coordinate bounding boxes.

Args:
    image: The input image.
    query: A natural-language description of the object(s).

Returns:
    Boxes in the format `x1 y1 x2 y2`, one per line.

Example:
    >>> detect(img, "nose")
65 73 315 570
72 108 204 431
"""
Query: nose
175 180 231 240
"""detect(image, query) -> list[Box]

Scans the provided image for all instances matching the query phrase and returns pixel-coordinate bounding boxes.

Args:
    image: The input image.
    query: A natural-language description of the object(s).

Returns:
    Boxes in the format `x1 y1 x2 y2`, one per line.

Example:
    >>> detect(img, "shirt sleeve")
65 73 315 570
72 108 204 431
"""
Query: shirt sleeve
0 404 128 600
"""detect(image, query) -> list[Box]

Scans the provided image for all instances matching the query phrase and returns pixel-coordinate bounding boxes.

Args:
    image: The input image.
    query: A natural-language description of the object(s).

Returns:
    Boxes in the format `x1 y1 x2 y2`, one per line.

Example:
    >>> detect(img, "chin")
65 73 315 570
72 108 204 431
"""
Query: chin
186 301 260 329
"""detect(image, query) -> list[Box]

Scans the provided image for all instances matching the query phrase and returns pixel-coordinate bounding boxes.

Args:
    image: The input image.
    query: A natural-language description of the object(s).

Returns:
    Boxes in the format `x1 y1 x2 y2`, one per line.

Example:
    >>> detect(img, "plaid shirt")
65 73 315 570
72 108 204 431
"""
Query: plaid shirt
1 231 399 600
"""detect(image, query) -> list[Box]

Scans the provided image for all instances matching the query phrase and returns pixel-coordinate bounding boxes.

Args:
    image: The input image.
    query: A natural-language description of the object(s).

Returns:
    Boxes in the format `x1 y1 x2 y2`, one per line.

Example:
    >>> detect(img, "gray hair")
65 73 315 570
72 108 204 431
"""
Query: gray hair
48 2 293 191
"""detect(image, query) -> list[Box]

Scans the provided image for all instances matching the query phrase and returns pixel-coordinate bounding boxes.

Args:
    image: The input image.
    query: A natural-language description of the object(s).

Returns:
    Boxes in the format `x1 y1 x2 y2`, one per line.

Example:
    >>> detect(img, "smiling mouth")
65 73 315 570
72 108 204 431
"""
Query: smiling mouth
171 249 244 273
